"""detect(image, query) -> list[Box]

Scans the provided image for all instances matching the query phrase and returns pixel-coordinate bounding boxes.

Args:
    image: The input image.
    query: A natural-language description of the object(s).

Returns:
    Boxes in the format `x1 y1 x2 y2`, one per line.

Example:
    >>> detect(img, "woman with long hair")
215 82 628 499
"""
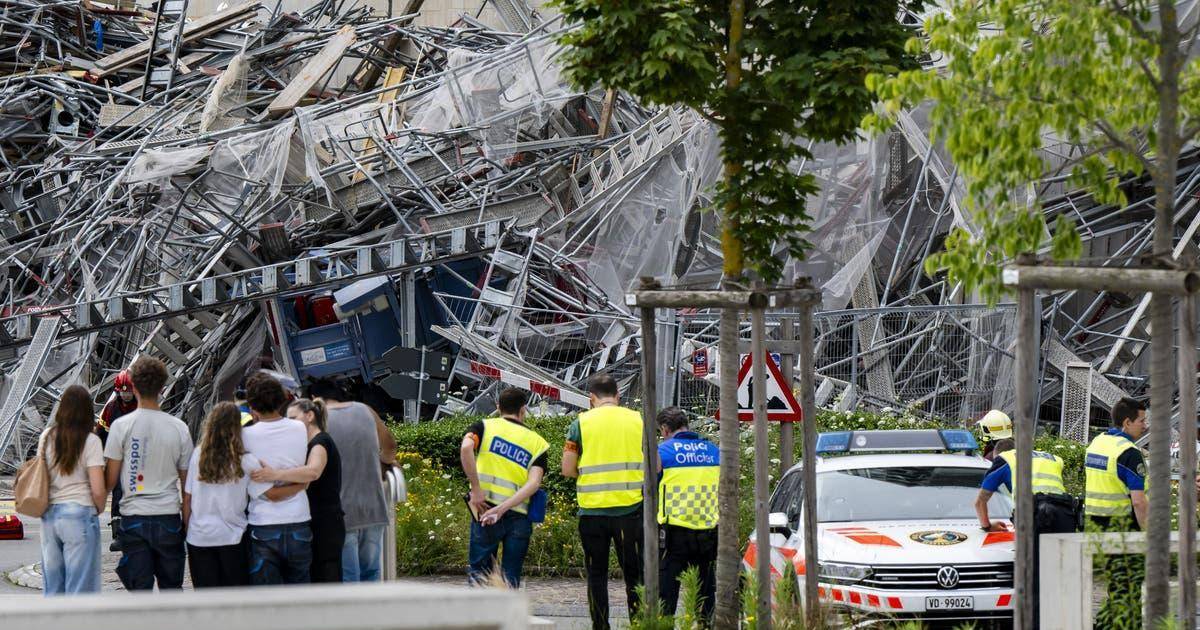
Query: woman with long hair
182 402 273 587
40 384 105 595
252 398 344 582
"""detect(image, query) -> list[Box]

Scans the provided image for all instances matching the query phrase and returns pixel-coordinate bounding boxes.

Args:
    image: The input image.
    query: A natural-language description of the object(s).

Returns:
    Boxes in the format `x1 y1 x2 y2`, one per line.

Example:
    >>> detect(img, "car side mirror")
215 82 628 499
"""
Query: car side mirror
769 511 793 538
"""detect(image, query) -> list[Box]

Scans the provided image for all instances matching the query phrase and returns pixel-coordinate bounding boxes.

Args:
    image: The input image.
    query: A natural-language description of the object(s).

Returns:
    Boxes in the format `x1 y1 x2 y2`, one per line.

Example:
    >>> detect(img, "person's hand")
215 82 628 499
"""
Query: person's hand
251 465 279 483
469 487 487 518
480 504 508 526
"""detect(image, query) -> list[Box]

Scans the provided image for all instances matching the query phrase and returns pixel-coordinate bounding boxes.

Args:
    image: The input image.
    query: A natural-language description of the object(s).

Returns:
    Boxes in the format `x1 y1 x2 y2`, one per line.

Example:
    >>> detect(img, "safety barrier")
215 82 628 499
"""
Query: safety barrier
4 581 531 630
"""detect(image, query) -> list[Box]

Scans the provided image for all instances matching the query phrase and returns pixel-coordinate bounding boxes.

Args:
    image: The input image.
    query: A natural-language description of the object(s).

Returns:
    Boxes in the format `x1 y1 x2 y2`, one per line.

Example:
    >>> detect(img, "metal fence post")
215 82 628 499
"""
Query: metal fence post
1179 293 1197 630
751 297 771 630
1015 284 1037 630
780 317 795 475
638 278 660 619
384 476 397 581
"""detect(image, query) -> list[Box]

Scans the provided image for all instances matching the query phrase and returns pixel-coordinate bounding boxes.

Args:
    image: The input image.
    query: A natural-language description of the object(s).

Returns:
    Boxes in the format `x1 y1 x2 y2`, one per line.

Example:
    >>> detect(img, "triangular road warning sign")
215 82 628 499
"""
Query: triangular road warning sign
732 351 802 422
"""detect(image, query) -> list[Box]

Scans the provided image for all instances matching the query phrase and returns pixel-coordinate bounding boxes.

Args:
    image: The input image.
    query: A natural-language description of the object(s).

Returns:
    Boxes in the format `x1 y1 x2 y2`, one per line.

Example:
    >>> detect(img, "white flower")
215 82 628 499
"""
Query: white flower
454 536 462 542
428 530 435 536
446 513 453 518
402 463 411 470
441 473 452 479
434 519 442 525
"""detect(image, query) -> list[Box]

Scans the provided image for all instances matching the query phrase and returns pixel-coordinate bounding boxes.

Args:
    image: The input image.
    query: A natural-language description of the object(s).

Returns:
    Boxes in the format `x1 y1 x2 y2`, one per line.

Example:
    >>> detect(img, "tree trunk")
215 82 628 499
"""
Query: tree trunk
714 306 742 629
1147 2 1181 626
713 1 746 624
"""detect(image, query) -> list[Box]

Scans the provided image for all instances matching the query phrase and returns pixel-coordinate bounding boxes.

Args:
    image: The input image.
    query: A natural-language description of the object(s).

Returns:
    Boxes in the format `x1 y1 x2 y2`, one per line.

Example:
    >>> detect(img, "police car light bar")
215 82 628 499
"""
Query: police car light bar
815 429 978 455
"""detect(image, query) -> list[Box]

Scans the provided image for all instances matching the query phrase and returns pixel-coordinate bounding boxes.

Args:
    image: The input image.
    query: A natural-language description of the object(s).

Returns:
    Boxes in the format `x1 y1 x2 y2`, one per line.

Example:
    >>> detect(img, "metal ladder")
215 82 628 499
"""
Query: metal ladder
0 316 61 472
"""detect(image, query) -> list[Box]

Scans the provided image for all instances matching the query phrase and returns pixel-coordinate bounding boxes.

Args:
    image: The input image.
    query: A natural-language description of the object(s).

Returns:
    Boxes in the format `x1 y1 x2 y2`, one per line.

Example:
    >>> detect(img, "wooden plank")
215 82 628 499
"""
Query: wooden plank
265 25 357 118
91 1 258 77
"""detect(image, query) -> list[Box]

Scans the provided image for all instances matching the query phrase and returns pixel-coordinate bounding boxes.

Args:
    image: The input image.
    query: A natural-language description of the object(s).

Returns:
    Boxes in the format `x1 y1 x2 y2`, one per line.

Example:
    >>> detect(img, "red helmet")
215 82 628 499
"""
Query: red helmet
114 370 133 393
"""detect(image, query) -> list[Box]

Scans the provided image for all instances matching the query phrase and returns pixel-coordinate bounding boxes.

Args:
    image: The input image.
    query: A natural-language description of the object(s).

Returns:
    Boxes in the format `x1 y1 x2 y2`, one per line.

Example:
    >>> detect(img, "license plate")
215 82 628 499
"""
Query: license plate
925 595 974 611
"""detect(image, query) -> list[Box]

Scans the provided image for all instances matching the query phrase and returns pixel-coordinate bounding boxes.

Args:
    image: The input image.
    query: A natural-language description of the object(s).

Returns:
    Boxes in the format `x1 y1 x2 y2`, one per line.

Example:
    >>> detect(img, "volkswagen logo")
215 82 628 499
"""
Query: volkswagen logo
936 566 960 589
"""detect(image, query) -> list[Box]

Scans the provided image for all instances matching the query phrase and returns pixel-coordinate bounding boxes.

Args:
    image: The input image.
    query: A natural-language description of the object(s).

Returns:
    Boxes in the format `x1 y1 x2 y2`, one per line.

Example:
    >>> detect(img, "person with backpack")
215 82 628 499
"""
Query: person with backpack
252 398 345 582
40 384 106 595
241 371 313 584
95 369 137 552
103 356 194 590
182 402 274 588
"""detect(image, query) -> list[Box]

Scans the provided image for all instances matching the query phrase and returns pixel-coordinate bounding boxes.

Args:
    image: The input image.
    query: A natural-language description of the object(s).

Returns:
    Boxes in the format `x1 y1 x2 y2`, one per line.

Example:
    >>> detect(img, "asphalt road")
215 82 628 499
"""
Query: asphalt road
0 497 115 595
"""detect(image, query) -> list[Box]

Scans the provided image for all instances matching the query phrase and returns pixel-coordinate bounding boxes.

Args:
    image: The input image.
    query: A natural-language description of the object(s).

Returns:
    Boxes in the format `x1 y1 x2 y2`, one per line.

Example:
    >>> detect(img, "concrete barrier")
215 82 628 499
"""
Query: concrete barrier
1040 531 1198 628
4 581 530 630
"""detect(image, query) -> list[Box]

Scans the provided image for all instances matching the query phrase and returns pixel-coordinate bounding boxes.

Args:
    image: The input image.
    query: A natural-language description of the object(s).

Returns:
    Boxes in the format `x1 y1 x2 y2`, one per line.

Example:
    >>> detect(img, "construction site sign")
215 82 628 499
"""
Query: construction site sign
733 351 802 422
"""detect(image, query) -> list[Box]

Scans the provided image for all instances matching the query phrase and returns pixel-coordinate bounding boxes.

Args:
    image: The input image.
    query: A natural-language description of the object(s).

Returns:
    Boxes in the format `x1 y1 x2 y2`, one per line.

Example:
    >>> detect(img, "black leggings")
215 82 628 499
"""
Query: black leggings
310 511 346 583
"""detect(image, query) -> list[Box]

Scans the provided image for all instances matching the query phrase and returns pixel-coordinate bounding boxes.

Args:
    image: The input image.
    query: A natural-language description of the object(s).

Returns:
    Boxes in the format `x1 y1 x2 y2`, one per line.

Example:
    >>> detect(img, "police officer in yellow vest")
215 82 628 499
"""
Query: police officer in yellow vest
562 373 645 630
975 436 1075 628
461 388 548 587
1086 397 1148 630
655 407 718 624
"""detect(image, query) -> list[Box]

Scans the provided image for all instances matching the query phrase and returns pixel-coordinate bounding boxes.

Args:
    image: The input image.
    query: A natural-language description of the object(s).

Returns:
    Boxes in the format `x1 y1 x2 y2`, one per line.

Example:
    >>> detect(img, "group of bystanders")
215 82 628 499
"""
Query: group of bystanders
34 356 397 595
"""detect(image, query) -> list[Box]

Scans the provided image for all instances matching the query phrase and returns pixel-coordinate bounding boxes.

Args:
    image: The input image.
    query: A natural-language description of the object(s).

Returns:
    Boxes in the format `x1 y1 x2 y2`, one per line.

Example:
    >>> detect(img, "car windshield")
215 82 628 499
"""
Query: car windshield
816 466 1014 522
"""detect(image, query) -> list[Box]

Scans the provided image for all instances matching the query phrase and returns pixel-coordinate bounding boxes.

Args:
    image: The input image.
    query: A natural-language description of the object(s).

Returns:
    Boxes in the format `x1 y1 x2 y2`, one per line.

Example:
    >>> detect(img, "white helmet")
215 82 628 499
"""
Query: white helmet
977 409 1013 440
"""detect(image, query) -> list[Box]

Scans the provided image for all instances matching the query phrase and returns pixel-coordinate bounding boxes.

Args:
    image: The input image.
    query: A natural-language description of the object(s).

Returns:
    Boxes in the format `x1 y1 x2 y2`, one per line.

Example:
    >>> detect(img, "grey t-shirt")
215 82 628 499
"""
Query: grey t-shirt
326 402 387 530
103 408 193 516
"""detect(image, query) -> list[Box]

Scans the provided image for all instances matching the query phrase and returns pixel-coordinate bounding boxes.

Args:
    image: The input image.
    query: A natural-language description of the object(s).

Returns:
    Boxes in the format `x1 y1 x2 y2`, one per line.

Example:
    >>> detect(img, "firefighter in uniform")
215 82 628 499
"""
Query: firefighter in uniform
562 372 645 630
976 409 1013 460
95 370 137 445
96 369 137 551
461 387 548 587
975 437 1076 627
1086 397 1148 630
656 406 718 623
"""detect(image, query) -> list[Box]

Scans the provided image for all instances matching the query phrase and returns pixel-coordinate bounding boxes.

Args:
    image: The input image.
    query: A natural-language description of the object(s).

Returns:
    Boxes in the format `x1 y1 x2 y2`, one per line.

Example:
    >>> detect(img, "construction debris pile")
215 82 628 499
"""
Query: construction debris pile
0 0 1179 472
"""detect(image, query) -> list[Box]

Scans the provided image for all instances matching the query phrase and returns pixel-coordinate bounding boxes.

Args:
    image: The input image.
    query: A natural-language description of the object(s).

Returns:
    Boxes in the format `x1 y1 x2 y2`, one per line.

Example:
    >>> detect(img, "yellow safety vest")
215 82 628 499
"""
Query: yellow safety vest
576 406 644 509
997 450 1067 496
1084 432 1139 518
657 436 719 529
475 417 549 514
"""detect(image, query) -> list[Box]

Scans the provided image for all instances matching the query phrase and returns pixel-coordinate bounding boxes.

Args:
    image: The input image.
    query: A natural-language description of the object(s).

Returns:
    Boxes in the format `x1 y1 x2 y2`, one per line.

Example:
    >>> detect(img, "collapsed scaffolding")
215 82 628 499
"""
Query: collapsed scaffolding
0 0 1182 473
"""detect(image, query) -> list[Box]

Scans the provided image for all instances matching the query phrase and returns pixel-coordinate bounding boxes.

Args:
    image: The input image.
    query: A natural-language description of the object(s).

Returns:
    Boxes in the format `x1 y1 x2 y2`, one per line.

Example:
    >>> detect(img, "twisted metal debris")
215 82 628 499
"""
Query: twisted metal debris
0 0 1182 472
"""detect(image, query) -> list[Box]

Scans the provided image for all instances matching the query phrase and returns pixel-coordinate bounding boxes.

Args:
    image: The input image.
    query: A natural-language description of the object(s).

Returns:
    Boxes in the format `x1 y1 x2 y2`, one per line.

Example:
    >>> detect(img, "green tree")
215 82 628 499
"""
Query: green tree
866 2 1200 627
552 2 924 627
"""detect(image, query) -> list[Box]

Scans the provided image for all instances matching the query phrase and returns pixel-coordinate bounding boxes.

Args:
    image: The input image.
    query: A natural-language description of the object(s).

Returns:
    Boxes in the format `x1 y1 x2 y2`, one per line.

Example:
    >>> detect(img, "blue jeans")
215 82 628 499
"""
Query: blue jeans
248 522 312 585
41 503 101 595
116 514 185 590
468 510 532 587
341 524 384 582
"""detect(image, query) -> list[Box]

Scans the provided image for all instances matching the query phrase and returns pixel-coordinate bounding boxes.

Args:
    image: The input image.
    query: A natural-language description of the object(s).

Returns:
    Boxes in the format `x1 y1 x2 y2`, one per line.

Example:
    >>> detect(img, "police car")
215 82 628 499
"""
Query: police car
746 429 1015 627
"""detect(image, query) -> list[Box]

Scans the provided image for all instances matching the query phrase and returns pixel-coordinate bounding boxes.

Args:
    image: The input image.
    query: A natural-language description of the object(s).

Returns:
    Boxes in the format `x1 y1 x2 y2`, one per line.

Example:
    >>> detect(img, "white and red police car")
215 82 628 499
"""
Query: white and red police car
745 429 1015 627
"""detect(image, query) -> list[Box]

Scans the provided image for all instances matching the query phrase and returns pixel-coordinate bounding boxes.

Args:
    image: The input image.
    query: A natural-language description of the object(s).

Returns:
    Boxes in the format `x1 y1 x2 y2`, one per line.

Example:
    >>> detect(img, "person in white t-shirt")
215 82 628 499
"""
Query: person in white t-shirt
182 402 276 587
241 372 312 584
103 356 193 591
40 384 106 595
